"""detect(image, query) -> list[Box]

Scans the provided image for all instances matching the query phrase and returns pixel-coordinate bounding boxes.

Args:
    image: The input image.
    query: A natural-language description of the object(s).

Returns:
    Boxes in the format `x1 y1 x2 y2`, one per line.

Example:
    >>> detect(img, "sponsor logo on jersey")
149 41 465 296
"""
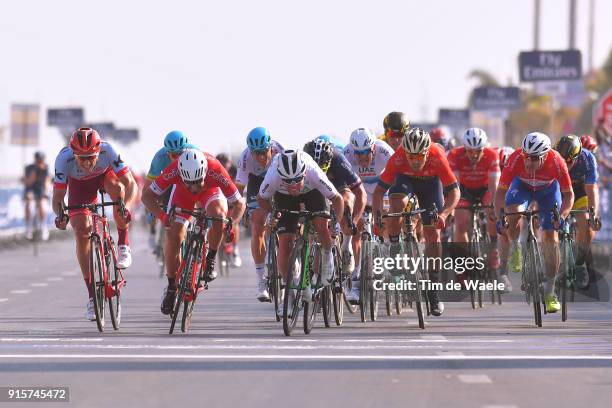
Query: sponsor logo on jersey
261 183 269 194
163 168 179 181
113 155 124 168
209 170 230 187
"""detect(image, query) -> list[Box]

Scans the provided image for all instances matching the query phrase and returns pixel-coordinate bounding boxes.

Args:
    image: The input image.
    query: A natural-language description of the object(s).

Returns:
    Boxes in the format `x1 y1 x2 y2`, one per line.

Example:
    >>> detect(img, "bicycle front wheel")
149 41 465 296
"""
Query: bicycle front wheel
283 240 303 336
89 235 105 332
331 243 345 325
525 239 543 327
106 238 121 331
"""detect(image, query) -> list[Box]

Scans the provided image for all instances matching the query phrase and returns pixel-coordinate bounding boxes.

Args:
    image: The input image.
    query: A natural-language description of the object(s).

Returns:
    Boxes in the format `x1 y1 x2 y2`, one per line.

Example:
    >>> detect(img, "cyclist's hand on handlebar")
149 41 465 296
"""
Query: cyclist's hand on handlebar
55 214 69 230
119 207 132 224
552 216 565 231
495 218 506 235
591 216 602 231
435 213 446 230
225 223 235 243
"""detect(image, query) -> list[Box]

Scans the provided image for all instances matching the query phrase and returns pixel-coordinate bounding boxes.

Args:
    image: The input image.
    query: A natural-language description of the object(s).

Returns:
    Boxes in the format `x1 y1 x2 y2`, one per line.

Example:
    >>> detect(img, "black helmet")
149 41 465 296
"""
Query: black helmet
34 151 45 161
554 134 582 162
303 138 333 173
383 111 409 132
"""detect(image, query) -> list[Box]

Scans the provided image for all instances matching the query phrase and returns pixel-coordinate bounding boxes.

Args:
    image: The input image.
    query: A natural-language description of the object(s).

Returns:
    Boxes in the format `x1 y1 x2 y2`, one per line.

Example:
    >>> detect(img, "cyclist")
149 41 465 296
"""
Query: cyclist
494 132 574 313
430 126 454 152
256 150 345 296
216 153 241 268
23 151 50 240
142 149 246 315
235 127 284 301
144 131 198 249
373 128 460 316
378 111 409 151
447 128 503 287
554 134 601 288
315 134 346 152
580 135 598 154
52 127 136 320
498 146 515 172
342 127 394 302
304 136 366 279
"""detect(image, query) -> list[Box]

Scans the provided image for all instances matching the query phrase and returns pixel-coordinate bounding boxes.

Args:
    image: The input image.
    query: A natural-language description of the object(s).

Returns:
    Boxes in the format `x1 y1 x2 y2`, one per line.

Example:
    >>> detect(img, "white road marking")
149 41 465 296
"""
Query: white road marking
0 344 444 350
61 272 78 277
9 290 31 295
420 335 447 341
30 283 48 287
209 338 511 344
0 298 8 303
0 338 104 342
0 354 611 360
458 374 492 384
437 351 464 356
46 277 63 282
482 405 518 408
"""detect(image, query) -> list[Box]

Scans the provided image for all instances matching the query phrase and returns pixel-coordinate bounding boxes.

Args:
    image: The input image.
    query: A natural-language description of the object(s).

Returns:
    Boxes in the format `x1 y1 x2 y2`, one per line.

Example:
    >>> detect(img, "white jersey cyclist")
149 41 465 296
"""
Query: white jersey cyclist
343 139 394 205
259 152 338 200
54 141 128 186
236 140 285 185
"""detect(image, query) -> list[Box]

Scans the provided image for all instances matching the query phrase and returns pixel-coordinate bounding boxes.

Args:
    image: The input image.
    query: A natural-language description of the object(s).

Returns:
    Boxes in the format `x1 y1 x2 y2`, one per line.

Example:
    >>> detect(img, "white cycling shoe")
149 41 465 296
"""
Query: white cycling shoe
116 245 132 269
86 298 96 321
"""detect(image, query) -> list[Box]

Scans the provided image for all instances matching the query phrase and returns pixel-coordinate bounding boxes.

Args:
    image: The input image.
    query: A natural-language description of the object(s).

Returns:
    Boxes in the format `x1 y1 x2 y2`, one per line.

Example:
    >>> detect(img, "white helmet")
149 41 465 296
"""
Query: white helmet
462 128 488 149
178 149 207 181
521 132 551 156
277 150 307 179
350 128 375 151
402 127 431 154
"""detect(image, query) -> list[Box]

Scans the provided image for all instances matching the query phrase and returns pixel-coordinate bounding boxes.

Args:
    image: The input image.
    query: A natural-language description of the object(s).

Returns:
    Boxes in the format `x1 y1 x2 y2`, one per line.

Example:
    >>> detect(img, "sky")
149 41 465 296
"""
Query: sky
0 0 611 177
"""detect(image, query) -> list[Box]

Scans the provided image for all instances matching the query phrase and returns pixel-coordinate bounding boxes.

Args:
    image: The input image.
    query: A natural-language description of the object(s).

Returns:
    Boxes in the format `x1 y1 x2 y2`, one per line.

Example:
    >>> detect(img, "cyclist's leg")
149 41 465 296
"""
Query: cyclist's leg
339 188 355 274
305 190 334 283
161 219 188 314
274 192 299 282
387 177 411 274
247 175 267 285
23 190 33 237
202 188 228 280
104 170 132 268
504 178 530 273
453 186 476 242
535 181 562 300
35 192 49 240
572 186 592 266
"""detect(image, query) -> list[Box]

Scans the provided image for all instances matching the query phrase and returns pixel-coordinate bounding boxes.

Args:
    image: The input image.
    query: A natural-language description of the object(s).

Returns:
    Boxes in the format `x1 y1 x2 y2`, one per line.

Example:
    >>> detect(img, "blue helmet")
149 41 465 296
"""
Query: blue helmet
247 127 271 151
315 134 331 143
164 130 188 153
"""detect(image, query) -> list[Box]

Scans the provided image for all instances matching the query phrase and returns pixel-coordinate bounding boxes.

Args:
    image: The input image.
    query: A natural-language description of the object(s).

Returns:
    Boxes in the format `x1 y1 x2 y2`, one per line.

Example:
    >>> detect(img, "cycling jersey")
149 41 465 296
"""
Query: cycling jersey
569 149 598 186
146 143 199 181
53 142 129 189
259 153 338 200
378 143 457 191
24 163 48 199
499 150 572 192
447 146 500 189
150 153 241 210
235 140 284 186
325 150 361 192
343 139 394 202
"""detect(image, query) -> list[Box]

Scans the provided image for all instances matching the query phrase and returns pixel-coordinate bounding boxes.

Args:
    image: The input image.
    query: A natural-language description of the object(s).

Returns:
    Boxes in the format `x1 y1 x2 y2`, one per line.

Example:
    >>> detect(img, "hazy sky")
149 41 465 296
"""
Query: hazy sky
0 0 611 176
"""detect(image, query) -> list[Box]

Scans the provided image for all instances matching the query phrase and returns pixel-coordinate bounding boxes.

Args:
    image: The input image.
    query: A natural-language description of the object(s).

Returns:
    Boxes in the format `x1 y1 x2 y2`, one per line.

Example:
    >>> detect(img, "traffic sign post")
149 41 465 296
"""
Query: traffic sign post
519 50 582 82
472 87 521 111
10 104 40 146
438 109 470 136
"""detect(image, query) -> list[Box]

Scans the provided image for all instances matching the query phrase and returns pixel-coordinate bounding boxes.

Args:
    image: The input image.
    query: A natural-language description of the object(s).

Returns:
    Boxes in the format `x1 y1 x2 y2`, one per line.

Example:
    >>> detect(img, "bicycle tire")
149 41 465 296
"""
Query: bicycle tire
526 239 543 327
406 239 425 329
182 241 202 333
283 240 303 336
89 235 105 332
106 237 121 330
559 237 574 322
321 285 332 328
157 227 165 278
304 245 321 334
267 232 282 322
170 240 196 334
331 243 344 326
358 239 370 323
369 243 381 322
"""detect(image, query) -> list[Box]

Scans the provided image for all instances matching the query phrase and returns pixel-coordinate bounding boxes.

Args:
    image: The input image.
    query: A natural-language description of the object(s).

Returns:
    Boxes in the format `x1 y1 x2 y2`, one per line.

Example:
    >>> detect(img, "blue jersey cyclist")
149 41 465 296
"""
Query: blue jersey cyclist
234 127 285 302
554 134 601 288
303 137 366 278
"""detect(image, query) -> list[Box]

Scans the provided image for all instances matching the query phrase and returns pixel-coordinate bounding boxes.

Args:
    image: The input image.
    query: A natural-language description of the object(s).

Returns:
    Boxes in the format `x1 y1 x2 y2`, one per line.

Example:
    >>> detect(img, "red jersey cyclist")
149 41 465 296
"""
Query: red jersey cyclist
52 128 137 320
494 132 574 313
373 128 460 316
141 149 245 315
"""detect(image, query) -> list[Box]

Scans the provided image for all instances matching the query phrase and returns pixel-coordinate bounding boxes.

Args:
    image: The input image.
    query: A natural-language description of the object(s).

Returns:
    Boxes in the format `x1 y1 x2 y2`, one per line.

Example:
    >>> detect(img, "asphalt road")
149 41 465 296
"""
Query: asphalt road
1 227 612 408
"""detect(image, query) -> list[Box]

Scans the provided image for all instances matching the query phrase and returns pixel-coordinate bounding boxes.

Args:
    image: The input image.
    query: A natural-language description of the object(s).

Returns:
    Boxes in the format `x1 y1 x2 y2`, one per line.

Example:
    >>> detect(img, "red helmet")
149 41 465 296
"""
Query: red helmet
580 135 598 153
70 127 101 155
498 146 515 170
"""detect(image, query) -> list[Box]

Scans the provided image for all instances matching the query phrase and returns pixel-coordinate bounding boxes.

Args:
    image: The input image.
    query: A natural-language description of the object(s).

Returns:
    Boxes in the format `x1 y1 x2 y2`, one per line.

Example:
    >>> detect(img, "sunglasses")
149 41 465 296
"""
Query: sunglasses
75 154 98 162
354 148 372 155
185 178 204 186
522 152 544 162
406 152 427 160
251 148 270 156
282 175 304 185
386 129 403 138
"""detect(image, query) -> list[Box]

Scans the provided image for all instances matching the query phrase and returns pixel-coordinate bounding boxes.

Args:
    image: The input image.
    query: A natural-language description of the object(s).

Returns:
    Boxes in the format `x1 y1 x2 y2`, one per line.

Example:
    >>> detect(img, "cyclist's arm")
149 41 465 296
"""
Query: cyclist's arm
488 171 500 200
493 185 508 219
351 183 367 223
256 194 272 212
141 185 164 218
560 190 574 220
236 183 246 196
228 195 246 224
118 170 137 206
372 184 387 224
441 185 460 219
330 193 344 223
585 183 599 217
51 188 66 217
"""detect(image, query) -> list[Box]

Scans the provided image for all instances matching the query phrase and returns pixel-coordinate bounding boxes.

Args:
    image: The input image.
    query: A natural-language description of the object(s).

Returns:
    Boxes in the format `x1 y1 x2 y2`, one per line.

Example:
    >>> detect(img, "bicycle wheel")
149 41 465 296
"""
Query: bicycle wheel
525 239 543 327
267 232 282 322
304 245 321 334
157 227 165 278
283 240 303 336
406 239 425 329
182 241 203 333
321 285 332 328
369 242 381 322
358 239 370 323
170 240 196 334
105 237 121 330
331 243 344 326
89 235 106 332
559 237 574 322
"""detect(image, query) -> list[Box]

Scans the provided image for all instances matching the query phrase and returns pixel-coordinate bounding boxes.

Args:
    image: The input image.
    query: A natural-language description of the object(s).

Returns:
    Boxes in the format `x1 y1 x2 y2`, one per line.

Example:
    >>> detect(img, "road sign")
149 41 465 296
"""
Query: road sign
519 50 582 82
47 108 84 128
472 87 521 111
87 122 115 139
112 128 139 144
10 104 40 146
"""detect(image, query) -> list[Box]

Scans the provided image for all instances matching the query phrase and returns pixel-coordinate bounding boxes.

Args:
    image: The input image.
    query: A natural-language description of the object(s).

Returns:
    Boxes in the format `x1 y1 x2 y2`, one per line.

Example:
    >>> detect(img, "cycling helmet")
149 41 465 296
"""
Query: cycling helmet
277 150 306 180
315 134 331 143
215 153 229 167
383 111 409 132
70 127 101 155
521 132 551 156
304 138 333 172
498 146 515 169
178 149 207 182
350 128 375 152
164 130 188 153
247 127 271 151
430 126 450 144
462 128 488 149
34 151 45 161
402 127 431 154
554 134 582 161
580 135 598 153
